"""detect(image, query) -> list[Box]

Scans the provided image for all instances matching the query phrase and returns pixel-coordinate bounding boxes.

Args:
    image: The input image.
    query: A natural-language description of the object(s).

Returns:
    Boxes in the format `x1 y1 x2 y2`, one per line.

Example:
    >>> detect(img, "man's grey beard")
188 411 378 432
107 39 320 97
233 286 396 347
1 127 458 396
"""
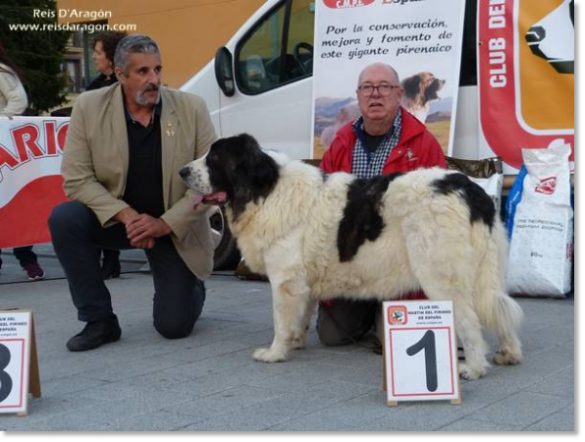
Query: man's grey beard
136 86 161 106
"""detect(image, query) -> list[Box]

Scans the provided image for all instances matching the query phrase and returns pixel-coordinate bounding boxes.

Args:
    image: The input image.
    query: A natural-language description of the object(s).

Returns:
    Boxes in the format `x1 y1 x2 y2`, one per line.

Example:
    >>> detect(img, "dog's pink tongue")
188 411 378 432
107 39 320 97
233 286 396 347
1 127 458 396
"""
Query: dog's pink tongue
193 193 204 209
214 191 227 202
204 191 227 204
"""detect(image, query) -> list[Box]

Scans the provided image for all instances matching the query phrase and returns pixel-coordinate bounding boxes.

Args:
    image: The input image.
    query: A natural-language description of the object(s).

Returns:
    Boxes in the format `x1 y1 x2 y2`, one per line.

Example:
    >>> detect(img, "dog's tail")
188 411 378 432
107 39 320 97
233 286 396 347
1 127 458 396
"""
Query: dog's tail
474 221 523 362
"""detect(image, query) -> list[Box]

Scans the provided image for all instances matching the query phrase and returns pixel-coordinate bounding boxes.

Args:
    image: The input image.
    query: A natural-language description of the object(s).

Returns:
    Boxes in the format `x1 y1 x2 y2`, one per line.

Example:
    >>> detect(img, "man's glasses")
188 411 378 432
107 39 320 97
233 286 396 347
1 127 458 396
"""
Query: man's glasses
357 84 401 97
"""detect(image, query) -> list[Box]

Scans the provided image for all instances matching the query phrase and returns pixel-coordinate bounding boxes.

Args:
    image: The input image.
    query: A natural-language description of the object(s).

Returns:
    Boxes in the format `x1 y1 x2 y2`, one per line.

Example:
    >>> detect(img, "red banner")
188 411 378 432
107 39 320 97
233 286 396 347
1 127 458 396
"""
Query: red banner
478 0 574 170
0 117 69 248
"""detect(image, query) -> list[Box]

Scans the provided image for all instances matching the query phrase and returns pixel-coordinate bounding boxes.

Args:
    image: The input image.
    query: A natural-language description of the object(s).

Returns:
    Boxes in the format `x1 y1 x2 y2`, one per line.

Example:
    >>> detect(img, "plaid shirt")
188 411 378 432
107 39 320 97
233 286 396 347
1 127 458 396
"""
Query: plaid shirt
350 111 402 179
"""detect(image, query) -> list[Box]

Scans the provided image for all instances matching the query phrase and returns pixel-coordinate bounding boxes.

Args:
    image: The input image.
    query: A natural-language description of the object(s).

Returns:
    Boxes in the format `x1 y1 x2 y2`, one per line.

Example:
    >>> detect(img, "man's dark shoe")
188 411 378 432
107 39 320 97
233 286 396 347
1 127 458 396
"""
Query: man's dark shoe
67 318 121 352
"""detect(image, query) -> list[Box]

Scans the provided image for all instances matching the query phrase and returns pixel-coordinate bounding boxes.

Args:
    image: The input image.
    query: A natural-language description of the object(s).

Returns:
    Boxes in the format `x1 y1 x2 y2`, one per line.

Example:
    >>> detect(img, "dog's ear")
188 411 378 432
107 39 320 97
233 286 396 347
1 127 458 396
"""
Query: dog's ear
237 135 279 191
229 134 280 220
402 75 423 97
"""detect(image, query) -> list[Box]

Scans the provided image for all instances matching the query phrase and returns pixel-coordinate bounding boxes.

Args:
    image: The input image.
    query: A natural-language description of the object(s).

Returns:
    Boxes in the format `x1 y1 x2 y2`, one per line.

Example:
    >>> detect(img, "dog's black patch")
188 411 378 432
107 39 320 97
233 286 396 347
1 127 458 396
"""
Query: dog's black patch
432 173 495 230
337 173 404 262
206 134 279 220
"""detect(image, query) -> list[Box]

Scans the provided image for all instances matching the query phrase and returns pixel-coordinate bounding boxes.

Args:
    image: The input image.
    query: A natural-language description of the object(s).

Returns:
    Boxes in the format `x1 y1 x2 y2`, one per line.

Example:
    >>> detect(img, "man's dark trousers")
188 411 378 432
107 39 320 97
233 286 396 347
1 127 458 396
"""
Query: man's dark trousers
48 201 206 339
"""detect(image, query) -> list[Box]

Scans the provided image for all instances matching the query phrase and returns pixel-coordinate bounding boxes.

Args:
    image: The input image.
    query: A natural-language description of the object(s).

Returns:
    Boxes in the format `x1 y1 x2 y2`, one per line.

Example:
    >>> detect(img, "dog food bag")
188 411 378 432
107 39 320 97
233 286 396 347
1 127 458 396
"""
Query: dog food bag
506 140 573 297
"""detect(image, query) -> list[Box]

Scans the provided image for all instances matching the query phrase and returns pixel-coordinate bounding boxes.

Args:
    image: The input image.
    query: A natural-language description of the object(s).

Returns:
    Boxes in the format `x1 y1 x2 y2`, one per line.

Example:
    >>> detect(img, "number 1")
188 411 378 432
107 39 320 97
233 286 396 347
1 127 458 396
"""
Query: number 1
406 330 438 392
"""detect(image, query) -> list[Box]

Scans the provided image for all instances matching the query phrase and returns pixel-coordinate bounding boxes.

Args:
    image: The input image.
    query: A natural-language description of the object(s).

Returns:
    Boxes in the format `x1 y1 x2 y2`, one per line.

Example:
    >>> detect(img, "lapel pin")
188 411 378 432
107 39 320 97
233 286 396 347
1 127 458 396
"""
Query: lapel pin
166 122 175 137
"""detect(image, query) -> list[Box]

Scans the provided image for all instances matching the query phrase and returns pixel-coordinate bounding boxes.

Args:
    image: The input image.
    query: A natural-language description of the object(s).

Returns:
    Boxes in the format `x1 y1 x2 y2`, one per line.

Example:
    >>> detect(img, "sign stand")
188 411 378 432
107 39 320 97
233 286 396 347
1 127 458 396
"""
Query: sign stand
0 310 42 416
382 301 461 406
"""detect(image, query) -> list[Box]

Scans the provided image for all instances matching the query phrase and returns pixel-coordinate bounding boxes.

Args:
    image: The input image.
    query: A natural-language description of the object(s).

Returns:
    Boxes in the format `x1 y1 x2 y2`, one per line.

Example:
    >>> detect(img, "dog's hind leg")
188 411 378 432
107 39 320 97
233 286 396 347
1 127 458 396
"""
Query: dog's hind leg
451 302 491 380
253 275 312 363
403 227 490 380
474 224 523 366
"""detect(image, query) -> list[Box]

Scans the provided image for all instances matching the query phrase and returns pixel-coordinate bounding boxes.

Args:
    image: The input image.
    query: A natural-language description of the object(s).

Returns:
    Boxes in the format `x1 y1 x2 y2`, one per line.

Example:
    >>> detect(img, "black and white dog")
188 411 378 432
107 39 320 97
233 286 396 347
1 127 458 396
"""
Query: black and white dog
180 134 523 380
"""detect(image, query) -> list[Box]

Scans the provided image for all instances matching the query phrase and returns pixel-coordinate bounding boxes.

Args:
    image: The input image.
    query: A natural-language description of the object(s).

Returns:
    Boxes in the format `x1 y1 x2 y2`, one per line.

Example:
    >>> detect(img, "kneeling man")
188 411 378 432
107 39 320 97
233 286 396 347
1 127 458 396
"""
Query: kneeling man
49 35 216 351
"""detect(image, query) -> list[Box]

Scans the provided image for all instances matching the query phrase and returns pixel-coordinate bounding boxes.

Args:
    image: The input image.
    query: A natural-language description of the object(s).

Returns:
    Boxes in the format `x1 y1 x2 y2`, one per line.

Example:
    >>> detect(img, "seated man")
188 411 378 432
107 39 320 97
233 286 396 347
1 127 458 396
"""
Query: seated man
49 35 216 352
317 62 447 348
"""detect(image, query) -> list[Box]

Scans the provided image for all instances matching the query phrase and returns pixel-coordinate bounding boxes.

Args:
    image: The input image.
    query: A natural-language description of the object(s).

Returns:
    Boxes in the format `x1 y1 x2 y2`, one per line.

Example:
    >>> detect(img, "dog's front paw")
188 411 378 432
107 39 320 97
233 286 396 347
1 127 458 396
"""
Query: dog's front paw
494 349 523 366
290 336 307 350
253 347 288 363
458 363 487 381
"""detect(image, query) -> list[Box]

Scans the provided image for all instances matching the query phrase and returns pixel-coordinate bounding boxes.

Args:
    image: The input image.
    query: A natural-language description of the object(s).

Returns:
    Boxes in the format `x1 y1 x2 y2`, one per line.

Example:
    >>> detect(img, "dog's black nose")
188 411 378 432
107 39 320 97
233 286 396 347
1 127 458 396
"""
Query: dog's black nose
179 167 190 179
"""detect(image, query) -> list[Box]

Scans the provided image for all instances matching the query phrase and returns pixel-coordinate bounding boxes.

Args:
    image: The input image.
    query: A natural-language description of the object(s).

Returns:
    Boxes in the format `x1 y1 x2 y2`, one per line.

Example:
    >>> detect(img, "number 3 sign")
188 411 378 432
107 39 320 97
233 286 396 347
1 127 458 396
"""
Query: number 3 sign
0 310 41 415
382 301 461 406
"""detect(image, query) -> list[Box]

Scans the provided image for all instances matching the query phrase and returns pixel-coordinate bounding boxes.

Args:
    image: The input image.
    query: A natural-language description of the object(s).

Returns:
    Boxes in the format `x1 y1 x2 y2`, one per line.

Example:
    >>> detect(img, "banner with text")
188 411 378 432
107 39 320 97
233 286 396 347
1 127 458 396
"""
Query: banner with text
312 0 466 159
0 117 69 248
478 0 574 171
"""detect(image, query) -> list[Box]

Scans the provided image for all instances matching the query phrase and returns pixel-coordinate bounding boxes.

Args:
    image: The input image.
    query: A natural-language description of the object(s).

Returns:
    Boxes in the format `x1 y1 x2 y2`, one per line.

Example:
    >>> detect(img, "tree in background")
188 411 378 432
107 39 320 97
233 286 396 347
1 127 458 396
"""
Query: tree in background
0 0 71 114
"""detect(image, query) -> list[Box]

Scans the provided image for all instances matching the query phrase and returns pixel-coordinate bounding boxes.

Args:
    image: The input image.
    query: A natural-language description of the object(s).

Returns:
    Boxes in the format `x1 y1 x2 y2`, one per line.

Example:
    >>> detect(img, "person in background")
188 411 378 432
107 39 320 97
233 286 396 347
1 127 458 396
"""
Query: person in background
87 31 128 91
317 62 447 350
0 44 45 281
86 31 128 279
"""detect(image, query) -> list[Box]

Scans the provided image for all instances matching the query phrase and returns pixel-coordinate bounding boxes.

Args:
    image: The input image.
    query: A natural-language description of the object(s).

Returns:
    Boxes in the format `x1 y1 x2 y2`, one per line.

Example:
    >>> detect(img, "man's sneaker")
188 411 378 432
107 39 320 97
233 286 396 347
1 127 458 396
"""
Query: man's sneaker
23 262 45 281
66 317 122 352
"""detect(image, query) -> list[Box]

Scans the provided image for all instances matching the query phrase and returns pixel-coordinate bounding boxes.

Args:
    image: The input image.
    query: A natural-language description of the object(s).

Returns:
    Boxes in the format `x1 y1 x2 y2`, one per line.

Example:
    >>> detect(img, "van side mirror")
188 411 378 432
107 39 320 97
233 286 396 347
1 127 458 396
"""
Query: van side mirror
215 46 235 97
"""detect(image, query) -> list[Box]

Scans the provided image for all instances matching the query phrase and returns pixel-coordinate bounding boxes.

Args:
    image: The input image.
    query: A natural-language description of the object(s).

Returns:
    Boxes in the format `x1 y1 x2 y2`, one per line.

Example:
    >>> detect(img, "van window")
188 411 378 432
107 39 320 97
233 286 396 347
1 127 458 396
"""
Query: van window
236 0 314 95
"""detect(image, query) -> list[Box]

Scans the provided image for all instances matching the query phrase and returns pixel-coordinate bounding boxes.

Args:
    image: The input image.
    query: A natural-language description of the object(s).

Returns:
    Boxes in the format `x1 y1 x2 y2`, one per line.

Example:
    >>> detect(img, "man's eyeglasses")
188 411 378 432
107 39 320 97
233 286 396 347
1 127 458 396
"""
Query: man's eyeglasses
357 84 401 97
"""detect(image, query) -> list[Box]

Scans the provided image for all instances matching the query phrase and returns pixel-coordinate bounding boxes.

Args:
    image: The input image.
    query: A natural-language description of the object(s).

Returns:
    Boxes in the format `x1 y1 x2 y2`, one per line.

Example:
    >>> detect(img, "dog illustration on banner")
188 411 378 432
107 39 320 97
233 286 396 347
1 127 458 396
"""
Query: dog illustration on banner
525 0 574 74
319 102 360 150
180 134 524 381
400 71 445 123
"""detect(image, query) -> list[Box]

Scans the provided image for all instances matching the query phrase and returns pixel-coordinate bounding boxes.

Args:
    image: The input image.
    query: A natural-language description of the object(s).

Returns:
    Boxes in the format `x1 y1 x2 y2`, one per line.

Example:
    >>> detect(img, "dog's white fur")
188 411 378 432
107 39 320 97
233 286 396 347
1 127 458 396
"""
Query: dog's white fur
184 150 523 380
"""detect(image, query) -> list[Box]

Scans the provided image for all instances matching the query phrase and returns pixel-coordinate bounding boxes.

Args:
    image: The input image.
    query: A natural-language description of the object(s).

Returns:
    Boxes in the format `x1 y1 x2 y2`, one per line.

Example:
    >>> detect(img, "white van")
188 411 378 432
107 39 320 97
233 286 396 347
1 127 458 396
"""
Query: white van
182 0 480 268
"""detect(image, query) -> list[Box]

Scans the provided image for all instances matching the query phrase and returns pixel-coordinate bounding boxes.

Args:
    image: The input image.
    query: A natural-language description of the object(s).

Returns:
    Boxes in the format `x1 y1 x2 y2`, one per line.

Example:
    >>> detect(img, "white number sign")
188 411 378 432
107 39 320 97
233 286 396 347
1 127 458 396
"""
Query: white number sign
0 310 41 415
383 301 460 405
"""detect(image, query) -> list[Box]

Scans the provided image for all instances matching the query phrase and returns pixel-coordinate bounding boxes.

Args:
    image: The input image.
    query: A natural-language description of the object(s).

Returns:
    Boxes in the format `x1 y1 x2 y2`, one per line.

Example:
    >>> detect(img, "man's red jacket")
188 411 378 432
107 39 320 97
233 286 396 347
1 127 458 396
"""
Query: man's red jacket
320 107 447 174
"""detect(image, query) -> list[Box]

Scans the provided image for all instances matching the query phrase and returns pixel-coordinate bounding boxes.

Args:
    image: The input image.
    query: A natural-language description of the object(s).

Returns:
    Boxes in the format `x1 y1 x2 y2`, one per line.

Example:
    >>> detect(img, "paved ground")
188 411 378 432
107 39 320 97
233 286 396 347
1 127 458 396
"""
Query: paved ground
0 245 575 432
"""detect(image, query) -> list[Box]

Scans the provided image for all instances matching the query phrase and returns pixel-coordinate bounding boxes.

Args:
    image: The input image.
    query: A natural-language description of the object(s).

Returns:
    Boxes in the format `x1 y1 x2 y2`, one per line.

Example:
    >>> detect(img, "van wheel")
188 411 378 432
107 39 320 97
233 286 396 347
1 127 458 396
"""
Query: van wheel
208 206 241 270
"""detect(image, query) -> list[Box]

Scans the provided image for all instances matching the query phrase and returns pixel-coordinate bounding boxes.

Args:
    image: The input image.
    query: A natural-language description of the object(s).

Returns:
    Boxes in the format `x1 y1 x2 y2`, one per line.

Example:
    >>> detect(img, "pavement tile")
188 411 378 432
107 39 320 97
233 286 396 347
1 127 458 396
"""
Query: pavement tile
105 409 202 431
79 353 190 382
36 388 196 429
354 397 489 431
39 375 111 398
523 406 575 432
464 392 573 428
161 385 291 427
525 366 574 398
437 418 525 431
177 390 346 431
269 390 391 431
0 395 103 431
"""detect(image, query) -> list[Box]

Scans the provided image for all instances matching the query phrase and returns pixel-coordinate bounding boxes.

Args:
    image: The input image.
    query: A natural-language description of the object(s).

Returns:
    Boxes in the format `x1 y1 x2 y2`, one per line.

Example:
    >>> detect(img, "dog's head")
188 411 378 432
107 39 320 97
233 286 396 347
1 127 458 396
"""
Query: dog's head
401 72 445 108
180 133 280 219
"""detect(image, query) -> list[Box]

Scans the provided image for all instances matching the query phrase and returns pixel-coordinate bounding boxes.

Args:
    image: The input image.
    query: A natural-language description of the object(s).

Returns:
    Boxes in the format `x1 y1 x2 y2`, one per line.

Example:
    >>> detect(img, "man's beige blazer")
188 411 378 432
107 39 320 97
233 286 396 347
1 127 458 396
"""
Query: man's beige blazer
61 83 217 279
